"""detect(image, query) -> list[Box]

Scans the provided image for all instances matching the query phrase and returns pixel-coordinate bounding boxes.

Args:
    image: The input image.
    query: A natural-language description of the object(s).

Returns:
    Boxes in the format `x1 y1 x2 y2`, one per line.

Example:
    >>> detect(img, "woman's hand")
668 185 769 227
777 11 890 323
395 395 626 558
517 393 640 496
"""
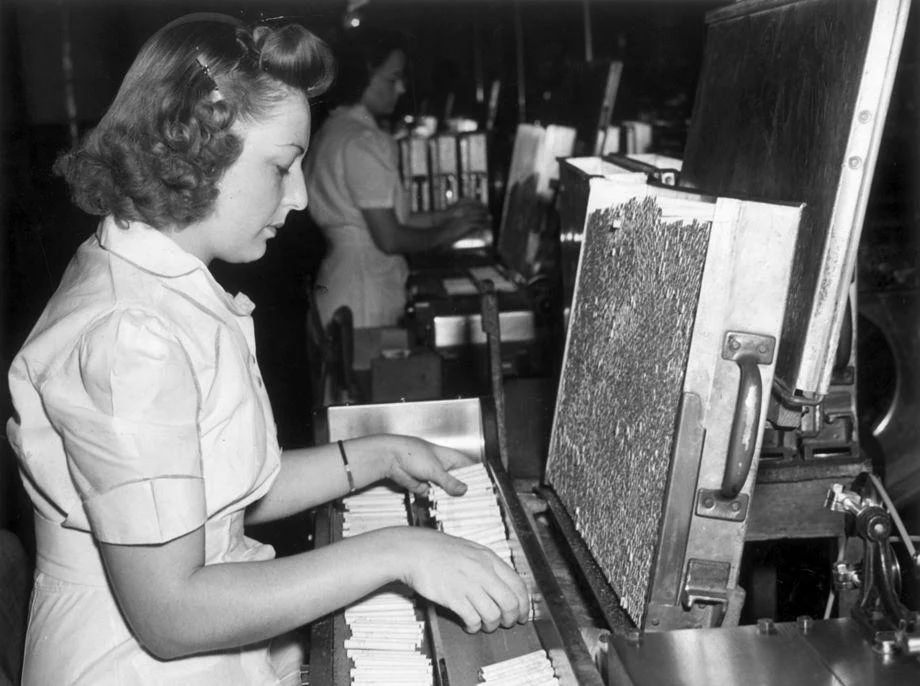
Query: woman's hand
441 198 491 245
386 527 531 633
383 435 475 496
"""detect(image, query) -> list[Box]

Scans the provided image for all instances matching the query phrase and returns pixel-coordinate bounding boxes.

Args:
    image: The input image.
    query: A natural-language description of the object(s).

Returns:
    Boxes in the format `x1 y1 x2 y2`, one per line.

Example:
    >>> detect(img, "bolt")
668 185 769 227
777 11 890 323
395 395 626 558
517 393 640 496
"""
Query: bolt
758 344 767 354
797 615 813 633
702 496 716 509
625 628 642 646
848 156 862 169
875 637 897 655
757 618 776 635
729 337 741 351
650 617 660 626
730 500 742 512
858 110 872 123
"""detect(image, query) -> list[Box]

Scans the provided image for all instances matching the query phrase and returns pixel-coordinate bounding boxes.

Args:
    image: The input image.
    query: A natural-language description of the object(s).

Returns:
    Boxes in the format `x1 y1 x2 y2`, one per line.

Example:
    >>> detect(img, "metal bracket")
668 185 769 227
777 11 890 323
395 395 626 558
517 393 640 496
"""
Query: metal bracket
721 330 776 364
681 558 731 609
696 488 749 522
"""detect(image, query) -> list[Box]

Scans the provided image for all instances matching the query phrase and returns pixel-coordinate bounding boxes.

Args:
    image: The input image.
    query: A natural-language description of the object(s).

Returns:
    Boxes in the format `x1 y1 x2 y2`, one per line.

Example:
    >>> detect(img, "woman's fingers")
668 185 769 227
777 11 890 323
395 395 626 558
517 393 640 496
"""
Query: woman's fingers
401 530 531 634
433 470 467 496
451 596 483 634
431 443 476 470
464 586 503 633
490 554 532 622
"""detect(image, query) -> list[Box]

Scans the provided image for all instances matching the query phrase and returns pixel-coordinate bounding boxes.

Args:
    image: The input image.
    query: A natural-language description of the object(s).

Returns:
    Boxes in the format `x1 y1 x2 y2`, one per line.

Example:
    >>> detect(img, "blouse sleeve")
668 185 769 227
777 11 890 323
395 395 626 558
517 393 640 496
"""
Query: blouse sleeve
342 131 400 210
45 307 206 545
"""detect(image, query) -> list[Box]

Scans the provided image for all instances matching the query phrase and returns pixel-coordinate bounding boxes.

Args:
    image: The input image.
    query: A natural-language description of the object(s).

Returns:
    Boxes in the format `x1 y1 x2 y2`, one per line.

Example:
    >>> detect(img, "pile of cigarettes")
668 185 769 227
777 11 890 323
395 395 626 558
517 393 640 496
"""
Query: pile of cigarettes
341 485 433 685
427 462 515 567
478 649 560 685
427 462 535 621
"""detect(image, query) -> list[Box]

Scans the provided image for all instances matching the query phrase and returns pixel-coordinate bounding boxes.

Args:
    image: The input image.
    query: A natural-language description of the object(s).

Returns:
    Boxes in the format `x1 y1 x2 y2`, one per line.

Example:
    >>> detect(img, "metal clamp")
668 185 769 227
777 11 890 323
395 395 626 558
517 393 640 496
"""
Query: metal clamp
720 331 775 498
681 558 731 609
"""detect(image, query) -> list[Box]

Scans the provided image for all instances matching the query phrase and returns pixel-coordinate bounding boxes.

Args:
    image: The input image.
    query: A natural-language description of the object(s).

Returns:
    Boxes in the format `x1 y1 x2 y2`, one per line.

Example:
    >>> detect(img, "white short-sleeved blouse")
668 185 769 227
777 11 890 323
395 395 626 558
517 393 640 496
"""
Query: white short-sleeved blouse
304 104 410 328
7 217 295 685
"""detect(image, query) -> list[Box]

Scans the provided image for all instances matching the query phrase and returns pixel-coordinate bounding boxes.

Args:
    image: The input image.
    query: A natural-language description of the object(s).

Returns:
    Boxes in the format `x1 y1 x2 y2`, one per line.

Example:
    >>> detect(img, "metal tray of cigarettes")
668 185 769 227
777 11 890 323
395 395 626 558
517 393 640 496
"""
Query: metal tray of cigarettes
309 398 604 685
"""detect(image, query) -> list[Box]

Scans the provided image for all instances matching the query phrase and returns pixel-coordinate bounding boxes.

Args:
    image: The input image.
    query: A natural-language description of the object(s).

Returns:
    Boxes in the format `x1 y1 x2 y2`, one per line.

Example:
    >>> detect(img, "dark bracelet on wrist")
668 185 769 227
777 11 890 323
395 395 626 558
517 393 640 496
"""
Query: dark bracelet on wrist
338 440 356 494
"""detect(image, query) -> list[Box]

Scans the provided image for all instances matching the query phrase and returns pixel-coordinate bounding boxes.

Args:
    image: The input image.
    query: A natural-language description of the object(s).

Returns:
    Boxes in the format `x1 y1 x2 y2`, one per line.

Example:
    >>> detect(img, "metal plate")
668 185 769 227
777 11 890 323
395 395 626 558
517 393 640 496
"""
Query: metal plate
609 617 920 686
681 0 911 396
323 397 486 460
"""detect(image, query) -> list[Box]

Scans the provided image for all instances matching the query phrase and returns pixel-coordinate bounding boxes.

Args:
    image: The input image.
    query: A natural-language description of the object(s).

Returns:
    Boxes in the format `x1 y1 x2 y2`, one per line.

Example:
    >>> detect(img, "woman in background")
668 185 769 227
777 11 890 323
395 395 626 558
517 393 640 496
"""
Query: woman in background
7 14 528 685
305 27 491 328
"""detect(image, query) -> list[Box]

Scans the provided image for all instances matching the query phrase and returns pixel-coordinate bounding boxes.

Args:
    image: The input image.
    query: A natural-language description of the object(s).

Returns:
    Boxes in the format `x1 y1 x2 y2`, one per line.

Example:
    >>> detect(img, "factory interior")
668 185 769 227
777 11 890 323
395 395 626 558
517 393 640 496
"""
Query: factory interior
1 0 919 684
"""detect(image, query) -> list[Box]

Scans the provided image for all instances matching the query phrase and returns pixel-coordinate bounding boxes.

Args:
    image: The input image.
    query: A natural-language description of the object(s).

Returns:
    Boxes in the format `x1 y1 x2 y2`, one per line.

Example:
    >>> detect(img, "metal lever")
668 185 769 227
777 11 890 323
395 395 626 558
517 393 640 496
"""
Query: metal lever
479 279 509 469
720 331 775 498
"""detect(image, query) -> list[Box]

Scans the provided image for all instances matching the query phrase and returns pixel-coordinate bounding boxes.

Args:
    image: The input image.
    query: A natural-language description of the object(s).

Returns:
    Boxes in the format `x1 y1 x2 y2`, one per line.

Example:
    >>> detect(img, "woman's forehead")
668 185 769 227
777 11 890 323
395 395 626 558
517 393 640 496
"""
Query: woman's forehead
238 92 310 149
377 50 406 74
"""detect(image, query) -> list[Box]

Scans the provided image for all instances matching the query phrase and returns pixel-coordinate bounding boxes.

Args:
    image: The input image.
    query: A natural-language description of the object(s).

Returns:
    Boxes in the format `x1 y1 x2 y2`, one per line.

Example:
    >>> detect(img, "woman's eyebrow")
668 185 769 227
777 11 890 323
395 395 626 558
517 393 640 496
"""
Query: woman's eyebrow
277 143 306 154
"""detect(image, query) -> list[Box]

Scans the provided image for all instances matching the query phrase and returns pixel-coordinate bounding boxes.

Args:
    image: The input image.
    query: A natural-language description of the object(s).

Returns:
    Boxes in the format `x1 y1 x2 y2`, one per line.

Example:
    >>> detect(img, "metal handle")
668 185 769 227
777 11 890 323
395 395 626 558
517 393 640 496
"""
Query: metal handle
719 332 775 499
721 355 762 498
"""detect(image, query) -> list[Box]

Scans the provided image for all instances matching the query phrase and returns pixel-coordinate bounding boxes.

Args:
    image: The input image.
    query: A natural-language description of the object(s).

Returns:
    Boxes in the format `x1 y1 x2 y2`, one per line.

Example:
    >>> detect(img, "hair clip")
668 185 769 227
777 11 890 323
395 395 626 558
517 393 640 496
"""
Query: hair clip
257 13 305 25
195 56 218 91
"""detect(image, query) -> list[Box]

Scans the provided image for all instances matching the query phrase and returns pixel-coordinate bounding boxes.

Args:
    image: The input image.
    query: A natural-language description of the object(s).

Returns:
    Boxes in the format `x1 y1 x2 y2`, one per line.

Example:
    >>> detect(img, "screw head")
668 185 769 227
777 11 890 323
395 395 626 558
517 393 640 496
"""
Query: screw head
757 618 776 635
625 628 642 645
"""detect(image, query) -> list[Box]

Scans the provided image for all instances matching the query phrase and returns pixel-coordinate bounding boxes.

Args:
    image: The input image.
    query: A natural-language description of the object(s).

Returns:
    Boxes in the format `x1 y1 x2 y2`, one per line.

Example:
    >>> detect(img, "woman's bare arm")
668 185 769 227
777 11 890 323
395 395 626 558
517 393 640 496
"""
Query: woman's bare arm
101 520 530 660
244 434 472 525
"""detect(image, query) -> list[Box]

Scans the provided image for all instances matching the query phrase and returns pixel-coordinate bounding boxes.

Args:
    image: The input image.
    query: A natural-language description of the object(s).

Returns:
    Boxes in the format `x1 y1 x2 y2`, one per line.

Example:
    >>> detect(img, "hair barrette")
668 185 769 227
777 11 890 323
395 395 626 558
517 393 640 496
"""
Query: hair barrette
195 55 218 91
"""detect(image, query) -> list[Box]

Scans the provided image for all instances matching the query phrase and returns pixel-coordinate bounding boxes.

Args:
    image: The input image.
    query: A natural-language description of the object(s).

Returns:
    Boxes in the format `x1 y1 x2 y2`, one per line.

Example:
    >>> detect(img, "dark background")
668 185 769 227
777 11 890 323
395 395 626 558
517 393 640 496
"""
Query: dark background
1 0 917 551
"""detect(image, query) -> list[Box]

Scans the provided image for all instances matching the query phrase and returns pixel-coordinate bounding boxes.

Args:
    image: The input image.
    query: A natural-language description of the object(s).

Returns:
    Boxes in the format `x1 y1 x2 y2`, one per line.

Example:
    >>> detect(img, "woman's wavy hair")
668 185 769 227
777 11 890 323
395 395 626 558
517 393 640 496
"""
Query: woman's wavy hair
328 27 409 107
54 13 335 230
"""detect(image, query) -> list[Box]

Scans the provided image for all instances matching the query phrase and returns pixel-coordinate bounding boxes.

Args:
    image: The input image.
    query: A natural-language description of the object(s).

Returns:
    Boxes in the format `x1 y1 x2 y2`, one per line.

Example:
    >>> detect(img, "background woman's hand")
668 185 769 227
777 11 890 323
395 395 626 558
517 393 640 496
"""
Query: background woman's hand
384 435 475 496
441 198 491 244
388 527 531 633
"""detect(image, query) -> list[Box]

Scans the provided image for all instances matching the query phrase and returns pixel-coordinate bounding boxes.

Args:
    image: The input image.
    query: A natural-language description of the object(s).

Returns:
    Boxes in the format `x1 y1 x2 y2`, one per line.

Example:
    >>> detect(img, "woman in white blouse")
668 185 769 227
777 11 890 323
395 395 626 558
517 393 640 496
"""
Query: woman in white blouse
6 14 528 686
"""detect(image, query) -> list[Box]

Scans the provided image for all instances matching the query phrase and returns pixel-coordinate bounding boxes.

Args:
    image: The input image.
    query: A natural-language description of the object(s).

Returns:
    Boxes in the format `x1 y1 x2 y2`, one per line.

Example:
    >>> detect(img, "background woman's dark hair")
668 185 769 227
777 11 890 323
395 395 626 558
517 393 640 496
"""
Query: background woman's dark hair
54 13 335 230
328 27 409 107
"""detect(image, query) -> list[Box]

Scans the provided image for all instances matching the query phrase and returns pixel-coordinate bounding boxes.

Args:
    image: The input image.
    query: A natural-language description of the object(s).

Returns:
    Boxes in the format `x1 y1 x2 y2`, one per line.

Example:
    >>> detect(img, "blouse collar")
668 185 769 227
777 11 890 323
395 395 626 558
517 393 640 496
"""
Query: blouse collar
96 216 255 316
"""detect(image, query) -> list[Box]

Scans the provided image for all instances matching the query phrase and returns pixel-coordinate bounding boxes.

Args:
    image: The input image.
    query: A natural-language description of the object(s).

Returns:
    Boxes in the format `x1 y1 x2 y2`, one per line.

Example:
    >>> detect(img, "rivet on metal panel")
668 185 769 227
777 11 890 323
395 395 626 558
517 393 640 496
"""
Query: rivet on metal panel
858 110 872 123
848 156 863 169
796 615 813 633
757 618 776 635
696 488 749 521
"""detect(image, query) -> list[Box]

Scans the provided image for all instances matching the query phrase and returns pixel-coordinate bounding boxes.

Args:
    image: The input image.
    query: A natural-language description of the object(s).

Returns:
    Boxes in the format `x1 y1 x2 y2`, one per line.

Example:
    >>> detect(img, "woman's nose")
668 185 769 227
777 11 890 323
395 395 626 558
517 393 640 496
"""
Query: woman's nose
286 165 308 211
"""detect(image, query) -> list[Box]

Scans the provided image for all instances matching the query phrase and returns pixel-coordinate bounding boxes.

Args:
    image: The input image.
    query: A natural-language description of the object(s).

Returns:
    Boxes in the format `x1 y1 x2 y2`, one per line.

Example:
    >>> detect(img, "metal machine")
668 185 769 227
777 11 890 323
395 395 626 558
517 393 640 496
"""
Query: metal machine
305 0 918 683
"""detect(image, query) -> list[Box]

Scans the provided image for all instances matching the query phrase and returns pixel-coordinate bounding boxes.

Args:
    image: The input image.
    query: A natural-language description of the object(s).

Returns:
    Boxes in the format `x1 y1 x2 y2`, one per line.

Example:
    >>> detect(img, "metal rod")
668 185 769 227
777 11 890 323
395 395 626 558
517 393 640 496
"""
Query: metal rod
513 0 526 122
582 0 593 63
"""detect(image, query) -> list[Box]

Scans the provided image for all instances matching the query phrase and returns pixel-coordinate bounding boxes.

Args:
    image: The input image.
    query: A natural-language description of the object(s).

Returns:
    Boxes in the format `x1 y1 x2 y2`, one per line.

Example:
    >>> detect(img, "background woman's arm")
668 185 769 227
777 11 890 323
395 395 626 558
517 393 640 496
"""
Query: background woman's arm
362 197 490 254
